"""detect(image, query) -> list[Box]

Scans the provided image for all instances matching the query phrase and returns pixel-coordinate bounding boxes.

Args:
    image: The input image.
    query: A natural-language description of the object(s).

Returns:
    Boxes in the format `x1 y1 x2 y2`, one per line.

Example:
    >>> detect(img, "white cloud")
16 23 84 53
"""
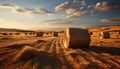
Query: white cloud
95 2 120 12
55 1 70 12
101 17 120 23
73 10 86 16
38 19 72 27
36 8 55 15
66 7 87 19
0 4 19 9
101 19 111 23
0 3 55 17
66 9 87 19
55 0 87 19
40 19 71 24
66 8 76 14
55 1 80 13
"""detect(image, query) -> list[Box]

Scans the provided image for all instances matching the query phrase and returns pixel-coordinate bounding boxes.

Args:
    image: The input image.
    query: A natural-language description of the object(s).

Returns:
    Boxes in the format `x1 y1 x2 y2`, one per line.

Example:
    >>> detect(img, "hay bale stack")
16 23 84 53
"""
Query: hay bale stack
64 28 90 48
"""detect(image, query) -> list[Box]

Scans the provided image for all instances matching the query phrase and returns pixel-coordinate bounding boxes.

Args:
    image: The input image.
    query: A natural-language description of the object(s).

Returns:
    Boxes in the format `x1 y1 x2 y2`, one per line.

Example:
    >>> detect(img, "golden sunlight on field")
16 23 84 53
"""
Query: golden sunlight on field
0 26 120 69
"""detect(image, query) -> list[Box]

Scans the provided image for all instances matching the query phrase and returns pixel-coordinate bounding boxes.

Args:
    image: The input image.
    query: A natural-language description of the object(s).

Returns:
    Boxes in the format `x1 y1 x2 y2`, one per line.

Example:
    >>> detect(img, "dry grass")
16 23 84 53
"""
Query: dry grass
0 35 120 69
13 46 39 62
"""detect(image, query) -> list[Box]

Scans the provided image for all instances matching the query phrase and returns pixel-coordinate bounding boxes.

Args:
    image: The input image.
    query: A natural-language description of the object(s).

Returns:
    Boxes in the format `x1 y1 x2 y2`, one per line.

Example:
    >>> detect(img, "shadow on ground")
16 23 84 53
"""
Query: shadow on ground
82 46 120 56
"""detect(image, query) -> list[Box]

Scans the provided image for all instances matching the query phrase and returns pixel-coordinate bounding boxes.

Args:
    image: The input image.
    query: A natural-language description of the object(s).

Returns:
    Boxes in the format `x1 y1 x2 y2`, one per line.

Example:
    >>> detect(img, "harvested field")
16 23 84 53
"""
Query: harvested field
0 36 120 69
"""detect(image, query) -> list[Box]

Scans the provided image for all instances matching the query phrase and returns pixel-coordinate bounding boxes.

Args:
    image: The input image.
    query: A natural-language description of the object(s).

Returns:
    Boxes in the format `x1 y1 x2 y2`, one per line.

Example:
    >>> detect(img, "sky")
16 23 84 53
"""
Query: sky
0 0 120 30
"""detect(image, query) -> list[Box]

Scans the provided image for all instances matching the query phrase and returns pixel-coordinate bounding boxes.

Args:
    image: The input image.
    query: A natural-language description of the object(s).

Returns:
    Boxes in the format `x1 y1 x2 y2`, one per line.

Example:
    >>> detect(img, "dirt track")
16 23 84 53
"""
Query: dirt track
0 37 120 69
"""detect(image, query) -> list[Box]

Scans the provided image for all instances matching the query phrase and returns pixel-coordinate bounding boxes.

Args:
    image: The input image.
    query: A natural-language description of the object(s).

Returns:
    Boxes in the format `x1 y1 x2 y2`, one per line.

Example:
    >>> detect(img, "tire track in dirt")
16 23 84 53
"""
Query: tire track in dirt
37 37 73 69
48 37 57 53
56 37 80 69
30 37 62 69
58 37 66 53
57 37 66 53
31 37 56 53
33 37 53 49
43 37 56 53
55 37 60 53
59 37 73 68
49 37 73 69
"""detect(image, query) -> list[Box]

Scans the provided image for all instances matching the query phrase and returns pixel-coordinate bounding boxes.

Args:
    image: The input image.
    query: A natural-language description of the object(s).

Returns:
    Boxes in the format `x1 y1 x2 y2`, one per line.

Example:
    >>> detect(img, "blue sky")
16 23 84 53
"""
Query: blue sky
0 0 120 30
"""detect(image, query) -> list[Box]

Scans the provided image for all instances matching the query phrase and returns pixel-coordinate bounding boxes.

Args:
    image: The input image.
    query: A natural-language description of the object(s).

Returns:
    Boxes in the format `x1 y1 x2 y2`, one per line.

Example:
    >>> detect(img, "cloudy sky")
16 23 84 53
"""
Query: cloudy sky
0 0 120 30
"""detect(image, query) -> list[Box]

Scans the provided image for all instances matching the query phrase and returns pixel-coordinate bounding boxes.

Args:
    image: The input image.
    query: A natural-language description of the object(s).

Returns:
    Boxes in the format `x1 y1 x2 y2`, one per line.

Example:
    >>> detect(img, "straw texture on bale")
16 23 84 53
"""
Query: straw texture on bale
64 28 90 48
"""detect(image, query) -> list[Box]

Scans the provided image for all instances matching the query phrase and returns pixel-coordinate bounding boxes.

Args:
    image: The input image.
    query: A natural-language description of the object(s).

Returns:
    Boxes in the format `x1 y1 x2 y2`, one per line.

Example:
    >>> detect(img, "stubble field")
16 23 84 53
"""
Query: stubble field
0 36 120 69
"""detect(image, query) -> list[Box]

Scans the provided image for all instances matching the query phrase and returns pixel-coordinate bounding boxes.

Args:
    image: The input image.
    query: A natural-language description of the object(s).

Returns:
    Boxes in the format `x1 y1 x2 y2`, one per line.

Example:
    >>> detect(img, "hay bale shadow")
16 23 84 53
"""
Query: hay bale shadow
82 46 120 56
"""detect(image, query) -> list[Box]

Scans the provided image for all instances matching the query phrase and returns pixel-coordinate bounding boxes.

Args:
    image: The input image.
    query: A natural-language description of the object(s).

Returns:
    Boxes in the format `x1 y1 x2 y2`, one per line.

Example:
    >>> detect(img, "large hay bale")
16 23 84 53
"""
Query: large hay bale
64 28 90 48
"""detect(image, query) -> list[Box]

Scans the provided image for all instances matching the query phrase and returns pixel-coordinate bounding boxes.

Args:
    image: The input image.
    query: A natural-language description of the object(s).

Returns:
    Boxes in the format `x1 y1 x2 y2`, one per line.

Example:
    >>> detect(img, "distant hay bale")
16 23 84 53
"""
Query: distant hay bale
100 32 110 39
54 32 58 37
14 46 39 61
36 32 43 37
90 32 93 35
64 28 90 48
109 31 120 38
